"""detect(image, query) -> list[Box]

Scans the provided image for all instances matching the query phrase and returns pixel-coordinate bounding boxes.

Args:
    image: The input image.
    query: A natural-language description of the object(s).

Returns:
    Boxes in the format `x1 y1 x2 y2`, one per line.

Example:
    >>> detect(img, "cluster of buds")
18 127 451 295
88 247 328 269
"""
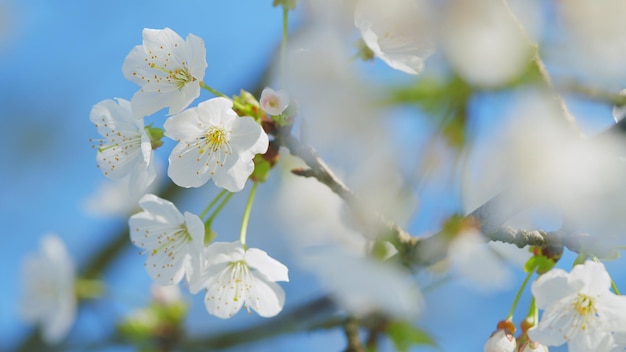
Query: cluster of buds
484 319 548 352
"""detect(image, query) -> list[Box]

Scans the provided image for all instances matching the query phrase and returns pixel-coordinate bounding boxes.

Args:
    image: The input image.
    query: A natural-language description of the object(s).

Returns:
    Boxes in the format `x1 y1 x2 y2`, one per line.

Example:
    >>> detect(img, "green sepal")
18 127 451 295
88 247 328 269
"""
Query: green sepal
75 279 105 300
232 89 264 123
204 223 217 245
117 300 187 350
250 154 272 183
387 321 438 352
524 254 555 274
145 124 165 150
354 38 375 62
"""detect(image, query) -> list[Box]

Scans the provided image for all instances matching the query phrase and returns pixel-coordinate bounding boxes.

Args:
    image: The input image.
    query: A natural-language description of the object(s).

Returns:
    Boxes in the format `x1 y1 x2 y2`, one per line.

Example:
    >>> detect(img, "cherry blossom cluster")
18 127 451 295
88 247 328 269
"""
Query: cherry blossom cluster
484 260 626 352
90 27 290 319
19 0 626 350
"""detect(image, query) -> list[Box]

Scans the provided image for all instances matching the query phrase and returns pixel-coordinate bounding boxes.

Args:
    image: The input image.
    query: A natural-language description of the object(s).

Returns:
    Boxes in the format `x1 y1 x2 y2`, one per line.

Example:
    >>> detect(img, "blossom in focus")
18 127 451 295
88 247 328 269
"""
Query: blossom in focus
164 97 268 191
259 87 289 116
90 98 156 197
484 329 516 352
19 234 76 345
354 0 435 75
529 260 626 351
190 241 289 319
122 27 207 118
129 194 205 286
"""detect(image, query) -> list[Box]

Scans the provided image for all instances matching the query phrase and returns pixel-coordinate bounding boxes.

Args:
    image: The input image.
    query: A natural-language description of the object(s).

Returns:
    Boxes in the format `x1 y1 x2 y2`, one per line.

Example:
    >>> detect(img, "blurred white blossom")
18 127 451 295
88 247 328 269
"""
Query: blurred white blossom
20 234 76 345
556 0 626 82
463 93 626 256
354 0 435 75
302 246 422 319
82 160 162 218
442 0 534 87
259 87 289 116
275 170 421 318
448 230 513 291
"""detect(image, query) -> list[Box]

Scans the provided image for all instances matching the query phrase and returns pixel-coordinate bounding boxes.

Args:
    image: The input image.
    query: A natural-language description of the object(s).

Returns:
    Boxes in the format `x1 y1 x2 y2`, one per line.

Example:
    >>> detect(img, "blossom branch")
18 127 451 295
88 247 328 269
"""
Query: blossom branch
279 130 609 268
279 132 414 247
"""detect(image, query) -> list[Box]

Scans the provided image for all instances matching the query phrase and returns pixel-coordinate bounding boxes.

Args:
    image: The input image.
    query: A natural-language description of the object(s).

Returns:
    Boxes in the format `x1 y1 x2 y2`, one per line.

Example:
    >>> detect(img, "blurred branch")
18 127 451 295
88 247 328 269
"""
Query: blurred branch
343 317 365 352
279 126 625 268
279 132 415 247
500 0 578 129
181 296 336 350
558 81 626 106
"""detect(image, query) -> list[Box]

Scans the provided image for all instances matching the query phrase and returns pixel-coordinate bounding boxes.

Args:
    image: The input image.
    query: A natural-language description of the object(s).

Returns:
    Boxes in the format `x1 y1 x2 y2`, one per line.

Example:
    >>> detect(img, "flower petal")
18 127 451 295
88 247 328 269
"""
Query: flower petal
203 266 245 319
211 154 253 192
245 276 286 318
531 268 577 309
185 33 207 80
570 261 611 296
245 248 289 282
136 194 185 225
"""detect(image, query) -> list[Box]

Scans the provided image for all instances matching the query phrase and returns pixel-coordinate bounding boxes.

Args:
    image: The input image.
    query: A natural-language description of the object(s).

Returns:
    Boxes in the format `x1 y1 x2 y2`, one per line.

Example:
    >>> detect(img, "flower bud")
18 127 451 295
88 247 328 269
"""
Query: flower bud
518 340 549 352
484 329 516 352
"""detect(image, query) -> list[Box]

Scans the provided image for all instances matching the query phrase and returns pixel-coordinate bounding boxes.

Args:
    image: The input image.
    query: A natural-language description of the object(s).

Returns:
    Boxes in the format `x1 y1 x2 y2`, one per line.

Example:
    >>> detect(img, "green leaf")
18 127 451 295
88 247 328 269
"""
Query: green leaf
387 321 437 352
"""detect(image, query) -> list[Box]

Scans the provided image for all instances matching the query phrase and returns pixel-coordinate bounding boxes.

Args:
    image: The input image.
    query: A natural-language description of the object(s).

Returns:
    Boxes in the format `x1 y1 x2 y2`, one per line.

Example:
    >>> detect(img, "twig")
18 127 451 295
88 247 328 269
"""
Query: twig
343 317 364 352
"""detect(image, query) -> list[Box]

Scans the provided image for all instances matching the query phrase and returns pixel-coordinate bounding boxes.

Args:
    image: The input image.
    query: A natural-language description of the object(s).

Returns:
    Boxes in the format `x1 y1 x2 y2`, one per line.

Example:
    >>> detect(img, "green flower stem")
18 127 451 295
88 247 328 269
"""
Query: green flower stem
527 296 537 324
199 82 245 111
239 182 259 248
200 81 226 97
280 6 289 88
205 191 234 227
200 189 229 219
507 269 534 320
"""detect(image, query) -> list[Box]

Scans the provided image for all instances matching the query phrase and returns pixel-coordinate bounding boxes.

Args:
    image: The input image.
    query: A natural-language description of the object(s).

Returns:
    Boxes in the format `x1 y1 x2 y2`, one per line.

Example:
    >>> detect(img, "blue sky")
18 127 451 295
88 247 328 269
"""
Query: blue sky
2 1 626 352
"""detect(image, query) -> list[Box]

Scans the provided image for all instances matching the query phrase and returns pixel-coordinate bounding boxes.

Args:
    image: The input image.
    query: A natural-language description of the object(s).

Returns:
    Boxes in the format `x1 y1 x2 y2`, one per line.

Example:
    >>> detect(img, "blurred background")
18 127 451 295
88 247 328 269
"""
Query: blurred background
3 0 626 351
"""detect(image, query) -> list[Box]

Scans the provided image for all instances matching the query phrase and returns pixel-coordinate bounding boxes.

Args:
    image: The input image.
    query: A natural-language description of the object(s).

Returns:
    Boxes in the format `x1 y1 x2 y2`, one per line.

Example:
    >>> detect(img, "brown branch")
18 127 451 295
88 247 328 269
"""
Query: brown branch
343 317 365 352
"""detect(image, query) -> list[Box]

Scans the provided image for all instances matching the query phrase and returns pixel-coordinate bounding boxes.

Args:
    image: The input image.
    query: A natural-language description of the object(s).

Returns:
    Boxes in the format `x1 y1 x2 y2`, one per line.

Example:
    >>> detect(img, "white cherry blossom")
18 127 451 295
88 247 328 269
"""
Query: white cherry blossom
354 0 435 75
129 194 205 286
19 234 76 345
123 27 207 118
529 260 626 352
90 98 156 196
259 87 289 116
164 97 269 191
190 241 288 319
